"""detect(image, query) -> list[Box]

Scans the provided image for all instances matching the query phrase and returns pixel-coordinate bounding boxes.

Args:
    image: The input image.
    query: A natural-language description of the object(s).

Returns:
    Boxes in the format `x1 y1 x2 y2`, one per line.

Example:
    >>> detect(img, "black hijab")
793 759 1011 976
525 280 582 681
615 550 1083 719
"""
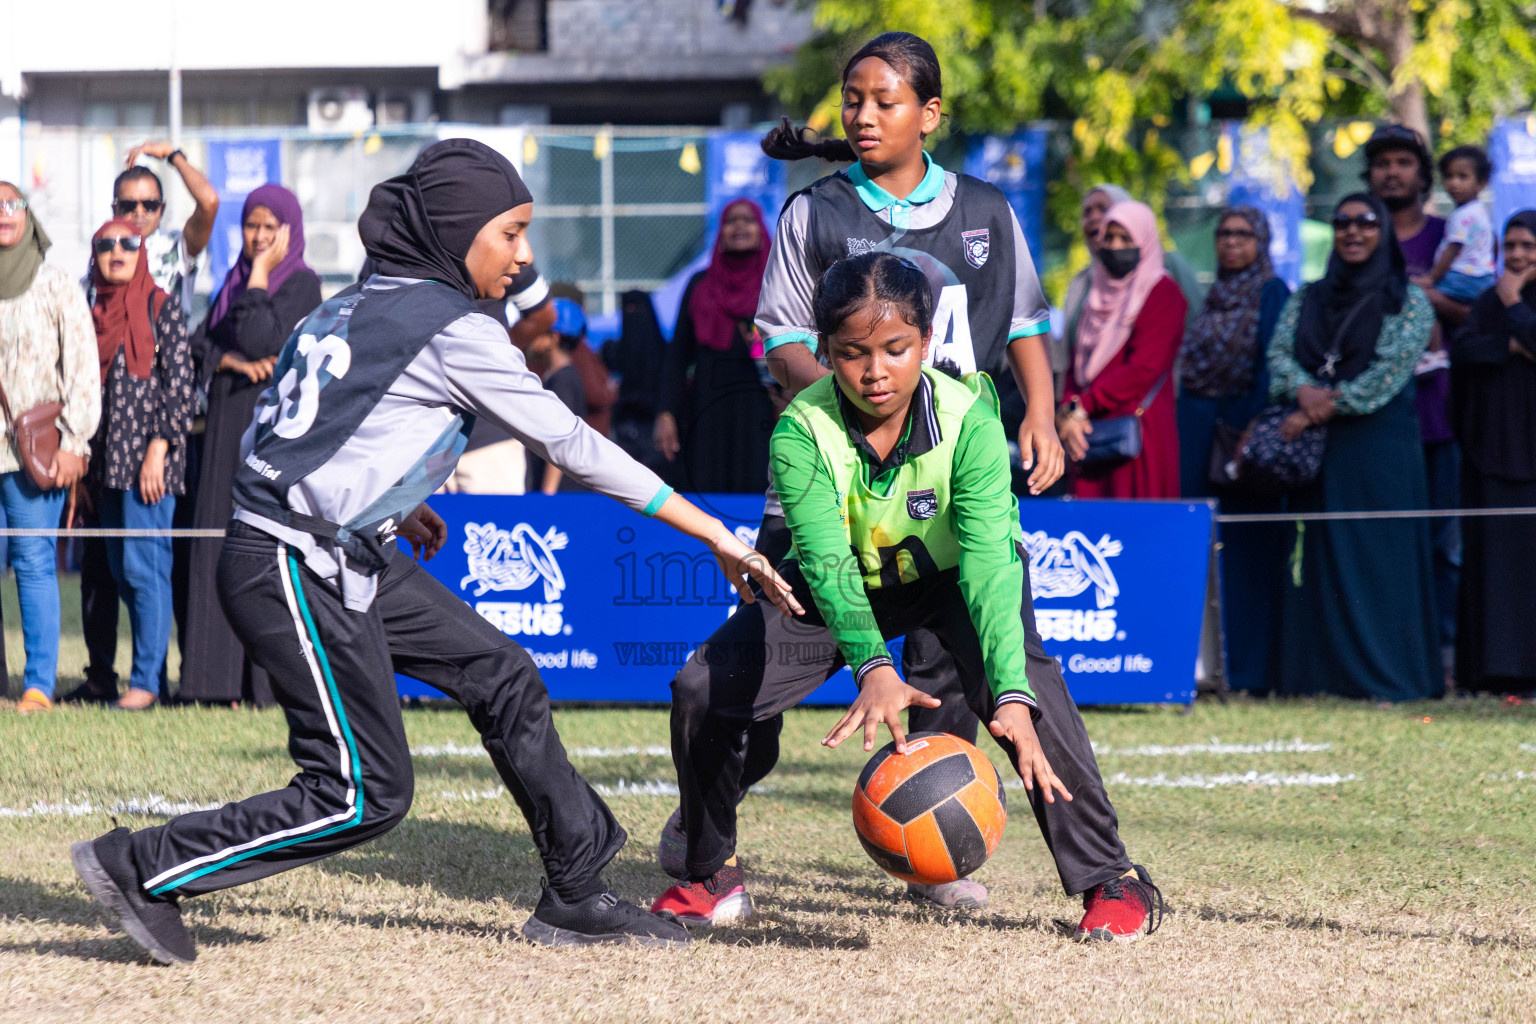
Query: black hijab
1294 192 1408 383
1451 210 1536 480
1505 210 1536 307
357 138 533 300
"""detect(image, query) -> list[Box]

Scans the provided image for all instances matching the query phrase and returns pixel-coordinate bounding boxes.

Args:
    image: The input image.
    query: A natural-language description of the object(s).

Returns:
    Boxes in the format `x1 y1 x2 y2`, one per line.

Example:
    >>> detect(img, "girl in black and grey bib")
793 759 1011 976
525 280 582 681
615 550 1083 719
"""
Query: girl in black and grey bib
69 139 802 964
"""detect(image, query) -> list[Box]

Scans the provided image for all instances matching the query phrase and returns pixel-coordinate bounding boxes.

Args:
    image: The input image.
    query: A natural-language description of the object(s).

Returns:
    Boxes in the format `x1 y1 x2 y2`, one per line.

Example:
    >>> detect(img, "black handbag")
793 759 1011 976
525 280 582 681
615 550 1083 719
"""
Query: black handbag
1206 420 1246 488
1080 372 1169 467
1236 406 1326 492
1233 293 1369 492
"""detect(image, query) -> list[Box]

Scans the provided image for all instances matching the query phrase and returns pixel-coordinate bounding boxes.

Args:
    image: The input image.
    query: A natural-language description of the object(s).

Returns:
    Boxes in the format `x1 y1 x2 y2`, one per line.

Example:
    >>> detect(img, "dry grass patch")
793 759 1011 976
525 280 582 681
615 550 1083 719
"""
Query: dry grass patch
1 579 1533 1021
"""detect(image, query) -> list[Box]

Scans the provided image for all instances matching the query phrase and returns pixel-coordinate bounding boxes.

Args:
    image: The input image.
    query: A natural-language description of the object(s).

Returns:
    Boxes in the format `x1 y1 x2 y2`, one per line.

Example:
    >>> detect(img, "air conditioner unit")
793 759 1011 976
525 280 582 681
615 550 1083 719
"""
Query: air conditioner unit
304 221 368 278
376 88 434 126
307 88 373 134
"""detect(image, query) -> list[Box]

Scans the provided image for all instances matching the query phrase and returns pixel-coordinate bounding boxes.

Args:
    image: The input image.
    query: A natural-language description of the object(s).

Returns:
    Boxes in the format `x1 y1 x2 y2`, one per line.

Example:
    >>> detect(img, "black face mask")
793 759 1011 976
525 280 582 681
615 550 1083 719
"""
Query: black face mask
1099 246 1140 279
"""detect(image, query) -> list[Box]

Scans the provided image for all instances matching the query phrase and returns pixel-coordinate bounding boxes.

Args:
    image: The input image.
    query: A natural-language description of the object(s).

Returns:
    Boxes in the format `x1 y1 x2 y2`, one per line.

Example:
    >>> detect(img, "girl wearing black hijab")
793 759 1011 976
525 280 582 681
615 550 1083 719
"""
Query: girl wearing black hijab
1450 210 1536 694
1265 192 1440 703
70 139 803 963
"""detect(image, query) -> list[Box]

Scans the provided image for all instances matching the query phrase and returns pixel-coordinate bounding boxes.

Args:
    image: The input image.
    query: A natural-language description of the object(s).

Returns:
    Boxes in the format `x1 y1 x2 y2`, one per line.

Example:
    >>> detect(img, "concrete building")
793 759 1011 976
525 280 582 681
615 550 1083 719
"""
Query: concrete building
1 0 812 152
0 0 812 292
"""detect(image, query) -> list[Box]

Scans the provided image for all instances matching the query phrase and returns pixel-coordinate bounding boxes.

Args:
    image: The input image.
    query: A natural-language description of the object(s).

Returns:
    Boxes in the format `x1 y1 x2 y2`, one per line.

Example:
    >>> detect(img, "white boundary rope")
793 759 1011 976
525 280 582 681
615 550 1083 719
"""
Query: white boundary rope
0 506 1532 536
1217 506 1536 524
0 528 226 537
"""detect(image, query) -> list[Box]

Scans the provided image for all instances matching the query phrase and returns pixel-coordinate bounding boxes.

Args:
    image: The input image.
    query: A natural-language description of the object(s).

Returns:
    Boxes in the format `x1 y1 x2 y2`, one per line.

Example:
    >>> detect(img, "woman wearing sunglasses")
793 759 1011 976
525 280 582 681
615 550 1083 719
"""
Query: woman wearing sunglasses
1265 192 1440 703
82 221 195 710
0 182 100 714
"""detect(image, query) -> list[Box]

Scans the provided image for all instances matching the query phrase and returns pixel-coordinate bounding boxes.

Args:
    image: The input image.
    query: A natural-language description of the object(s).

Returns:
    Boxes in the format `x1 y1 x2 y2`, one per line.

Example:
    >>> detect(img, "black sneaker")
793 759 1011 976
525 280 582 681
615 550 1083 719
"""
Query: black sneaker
71 827 196 964
58 674 118 704
521 883 692 948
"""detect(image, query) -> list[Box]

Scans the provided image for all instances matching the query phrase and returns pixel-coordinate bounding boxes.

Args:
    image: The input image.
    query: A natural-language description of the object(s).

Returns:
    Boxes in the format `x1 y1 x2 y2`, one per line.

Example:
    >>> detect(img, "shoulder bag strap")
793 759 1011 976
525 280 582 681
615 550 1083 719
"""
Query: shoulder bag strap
1134 370 1171 417
0 378 13 427
1318 295 1375 383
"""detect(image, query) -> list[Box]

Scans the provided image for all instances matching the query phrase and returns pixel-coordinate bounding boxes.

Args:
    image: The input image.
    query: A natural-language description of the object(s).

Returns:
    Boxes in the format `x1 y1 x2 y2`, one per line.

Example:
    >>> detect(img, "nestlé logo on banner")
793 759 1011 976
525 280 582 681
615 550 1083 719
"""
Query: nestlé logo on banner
460 522 595 670
1024 530 1152 675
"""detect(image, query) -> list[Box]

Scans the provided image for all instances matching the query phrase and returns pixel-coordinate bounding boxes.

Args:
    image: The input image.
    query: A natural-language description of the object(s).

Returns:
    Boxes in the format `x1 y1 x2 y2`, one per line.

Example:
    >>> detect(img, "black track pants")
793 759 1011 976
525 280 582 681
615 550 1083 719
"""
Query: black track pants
127 522 623 901
742 515 975 778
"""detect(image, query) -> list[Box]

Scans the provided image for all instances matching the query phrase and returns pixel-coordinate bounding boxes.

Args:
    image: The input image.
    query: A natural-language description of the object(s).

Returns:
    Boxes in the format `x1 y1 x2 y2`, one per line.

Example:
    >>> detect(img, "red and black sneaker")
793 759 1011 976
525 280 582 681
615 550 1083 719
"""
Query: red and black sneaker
1076 865 1164 942
650 863 752 927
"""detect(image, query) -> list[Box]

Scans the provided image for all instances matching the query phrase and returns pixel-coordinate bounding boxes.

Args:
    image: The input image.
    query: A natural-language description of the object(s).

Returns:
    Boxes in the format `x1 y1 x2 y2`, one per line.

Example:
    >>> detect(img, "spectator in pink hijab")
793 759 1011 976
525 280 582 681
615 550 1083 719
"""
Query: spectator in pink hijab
1056 200 1186 498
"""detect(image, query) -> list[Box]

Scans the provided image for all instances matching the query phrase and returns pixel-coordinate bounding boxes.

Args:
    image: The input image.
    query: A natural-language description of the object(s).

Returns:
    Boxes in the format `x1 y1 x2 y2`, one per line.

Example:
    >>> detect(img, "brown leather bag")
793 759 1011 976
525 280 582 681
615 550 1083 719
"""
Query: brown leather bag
0 382 64 490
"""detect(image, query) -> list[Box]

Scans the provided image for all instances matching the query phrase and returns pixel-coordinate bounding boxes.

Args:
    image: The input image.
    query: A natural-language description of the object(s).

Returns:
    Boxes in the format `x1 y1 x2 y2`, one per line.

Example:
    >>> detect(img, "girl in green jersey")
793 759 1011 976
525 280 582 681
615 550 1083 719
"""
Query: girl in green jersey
653 252 1161 943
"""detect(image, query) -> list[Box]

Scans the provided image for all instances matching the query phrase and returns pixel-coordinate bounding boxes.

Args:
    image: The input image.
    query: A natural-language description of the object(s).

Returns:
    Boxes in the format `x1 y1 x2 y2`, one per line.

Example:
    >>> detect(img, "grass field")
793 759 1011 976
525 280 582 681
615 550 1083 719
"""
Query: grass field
2 578 1534 1022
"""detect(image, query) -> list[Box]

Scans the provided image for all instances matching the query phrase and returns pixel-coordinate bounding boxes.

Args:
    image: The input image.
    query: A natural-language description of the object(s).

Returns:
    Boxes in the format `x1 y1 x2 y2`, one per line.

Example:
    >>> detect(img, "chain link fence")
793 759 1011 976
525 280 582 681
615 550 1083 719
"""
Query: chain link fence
18 124 723 320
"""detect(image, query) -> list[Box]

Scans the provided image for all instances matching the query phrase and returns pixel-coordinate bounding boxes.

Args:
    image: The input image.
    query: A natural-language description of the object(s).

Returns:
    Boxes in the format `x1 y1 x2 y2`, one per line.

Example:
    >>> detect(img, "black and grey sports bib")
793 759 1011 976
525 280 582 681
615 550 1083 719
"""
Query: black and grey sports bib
232 280 477 571
798 172 1018 376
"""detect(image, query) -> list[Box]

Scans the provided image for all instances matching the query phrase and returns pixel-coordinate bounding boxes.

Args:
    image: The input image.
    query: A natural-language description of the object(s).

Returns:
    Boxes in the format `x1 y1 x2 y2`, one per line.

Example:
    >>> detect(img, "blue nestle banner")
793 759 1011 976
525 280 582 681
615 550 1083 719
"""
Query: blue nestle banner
204 138 283 297
1019 499 1209 705
1489 118 1536 261
397 495 1209 706
963 130 1048 272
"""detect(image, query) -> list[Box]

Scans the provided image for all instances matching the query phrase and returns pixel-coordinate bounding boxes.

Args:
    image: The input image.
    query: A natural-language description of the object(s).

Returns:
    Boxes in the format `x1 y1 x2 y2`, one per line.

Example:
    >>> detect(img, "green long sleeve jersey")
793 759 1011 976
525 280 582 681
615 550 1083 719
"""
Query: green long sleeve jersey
769 367 1035 709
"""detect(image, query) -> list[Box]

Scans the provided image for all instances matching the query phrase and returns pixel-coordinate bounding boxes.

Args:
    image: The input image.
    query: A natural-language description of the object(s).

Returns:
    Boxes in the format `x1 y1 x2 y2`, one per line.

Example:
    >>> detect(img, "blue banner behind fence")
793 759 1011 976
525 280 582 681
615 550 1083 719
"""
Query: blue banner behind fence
396 494 1210 706
1489 118 1536 259
1224 124 1305 290
204 138 284 295
963 129 1048 272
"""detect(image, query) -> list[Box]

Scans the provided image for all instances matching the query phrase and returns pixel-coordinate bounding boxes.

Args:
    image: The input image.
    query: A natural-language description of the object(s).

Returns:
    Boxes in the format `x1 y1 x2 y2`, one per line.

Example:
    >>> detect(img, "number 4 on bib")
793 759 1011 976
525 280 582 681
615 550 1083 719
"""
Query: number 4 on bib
929 284 977 375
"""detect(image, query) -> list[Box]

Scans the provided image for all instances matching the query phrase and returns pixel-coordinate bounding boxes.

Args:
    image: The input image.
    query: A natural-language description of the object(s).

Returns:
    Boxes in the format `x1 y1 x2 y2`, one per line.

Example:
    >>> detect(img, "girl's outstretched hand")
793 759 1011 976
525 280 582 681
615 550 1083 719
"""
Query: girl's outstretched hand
705 527 804 618
989 702 1072 804
399 503 448 561
823 665 942 754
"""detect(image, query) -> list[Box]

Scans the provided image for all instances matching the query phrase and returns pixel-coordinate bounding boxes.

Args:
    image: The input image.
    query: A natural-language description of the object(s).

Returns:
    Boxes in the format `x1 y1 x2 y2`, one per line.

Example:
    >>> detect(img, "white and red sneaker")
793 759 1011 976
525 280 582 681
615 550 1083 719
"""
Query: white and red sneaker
651 863 752 926
1076 865 1164 941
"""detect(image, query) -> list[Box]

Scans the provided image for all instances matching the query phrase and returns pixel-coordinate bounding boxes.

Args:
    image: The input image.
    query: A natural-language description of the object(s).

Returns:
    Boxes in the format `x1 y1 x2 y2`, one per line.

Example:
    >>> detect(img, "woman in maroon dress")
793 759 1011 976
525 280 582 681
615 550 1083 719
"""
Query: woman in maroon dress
1057 200 1186 497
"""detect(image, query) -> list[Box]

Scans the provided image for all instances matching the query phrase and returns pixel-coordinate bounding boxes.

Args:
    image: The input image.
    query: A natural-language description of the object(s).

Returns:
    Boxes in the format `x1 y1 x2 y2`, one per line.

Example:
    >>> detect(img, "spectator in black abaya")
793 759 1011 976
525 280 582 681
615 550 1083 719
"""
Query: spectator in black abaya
1451 210 1536 695
1267 193 1439 703
606 289 674 483
654 199 779 493
179 185 321 704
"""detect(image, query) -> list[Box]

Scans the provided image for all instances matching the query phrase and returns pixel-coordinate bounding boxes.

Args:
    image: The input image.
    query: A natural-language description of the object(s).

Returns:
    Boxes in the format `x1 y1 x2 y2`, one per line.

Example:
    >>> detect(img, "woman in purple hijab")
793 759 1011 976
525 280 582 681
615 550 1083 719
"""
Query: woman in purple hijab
179 184 321 704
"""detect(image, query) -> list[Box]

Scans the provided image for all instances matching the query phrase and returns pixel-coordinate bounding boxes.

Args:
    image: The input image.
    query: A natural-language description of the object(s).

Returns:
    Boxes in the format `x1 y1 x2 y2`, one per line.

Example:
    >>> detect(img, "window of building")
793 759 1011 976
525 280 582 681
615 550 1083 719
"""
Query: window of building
489 0 547 51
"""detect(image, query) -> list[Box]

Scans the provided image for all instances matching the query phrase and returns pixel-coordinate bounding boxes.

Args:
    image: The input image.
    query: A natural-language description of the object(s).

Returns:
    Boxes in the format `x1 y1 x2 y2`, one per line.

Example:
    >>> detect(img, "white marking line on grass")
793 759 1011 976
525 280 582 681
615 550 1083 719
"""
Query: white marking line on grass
0 795 224 820
1484 771 1535 781
1091 738 1333 757
1004 770 1358 790
1521 744 1536 753
436 777 681 801
410 743 672 759
433 779 783 803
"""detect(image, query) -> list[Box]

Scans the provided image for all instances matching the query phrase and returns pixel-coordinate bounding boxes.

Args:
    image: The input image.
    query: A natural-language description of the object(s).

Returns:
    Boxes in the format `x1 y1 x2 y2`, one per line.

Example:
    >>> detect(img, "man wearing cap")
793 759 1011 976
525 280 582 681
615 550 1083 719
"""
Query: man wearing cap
1363 123 1462 686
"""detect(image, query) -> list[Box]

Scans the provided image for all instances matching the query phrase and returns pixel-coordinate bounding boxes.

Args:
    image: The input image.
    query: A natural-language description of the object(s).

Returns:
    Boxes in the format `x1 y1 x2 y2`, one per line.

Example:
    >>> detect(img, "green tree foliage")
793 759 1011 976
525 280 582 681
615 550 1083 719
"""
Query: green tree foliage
767 0 1536 287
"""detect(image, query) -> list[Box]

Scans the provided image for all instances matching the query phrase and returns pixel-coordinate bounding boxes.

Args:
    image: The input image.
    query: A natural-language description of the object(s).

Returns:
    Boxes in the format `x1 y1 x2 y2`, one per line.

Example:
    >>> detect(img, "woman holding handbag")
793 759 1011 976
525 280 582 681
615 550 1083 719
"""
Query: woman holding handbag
1057 200 1186 498
0 182 100 713
1265 193 1439 702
